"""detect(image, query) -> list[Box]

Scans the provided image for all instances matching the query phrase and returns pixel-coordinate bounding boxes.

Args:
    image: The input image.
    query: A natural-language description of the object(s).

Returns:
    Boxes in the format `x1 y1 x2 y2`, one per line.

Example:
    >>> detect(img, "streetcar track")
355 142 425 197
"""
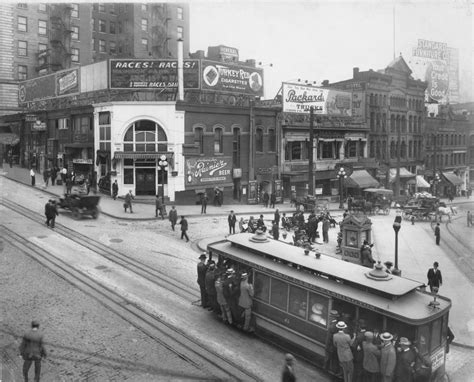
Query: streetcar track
1 225 261 381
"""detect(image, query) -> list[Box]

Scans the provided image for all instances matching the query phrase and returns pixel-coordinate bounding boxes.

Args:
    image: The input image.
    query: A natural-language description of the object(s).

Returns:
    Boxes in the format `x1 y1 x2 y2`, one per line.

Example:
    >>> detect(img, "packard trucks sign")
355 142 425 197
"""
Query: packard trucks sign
109 59 200 90
201 60 264 96
185 157 232 187
282 83 352 116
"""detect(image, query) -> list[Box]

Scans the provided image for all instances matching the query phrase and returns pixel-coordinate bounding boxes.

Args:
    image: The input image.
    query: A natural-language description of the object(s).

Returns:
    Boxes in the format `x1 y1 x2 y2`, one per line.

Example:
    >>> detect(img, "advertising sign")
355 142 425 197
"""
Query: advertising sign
18 68 79 103
282 83 352 116
351 91 366 118
185 156 232 187
109 59 200 90
31 120 46 131
201 60 264 96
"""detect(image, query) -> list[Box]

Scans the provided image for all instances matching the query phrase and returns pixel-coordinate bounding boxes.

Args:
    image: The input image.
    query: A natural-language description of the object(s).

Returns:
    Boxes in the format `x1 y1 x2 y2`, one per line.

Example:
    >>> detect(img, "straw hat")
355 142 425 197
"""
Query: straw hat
336 321 347 330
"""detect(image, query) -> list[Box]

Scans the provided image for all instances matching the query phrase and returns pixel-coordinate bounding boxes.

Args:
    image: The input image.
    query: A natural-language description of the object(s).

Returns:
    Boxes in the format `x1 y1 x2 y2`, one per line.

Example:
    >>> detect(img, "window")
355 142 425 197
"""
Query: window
37 20 47 35
268 128 276 152
99 39 106 53
254 272 270 303
92 38 96 52
141 18 148 32
109 41 116 54
70 26 79 40
18 65 27 80
38 43 47 53
98 3 105 12
270 278 288 310
390 141 396 159
124 169 134 184
71 48 79 62
141 4 148 12
38 3 46 12
99 20 106 33
289 285 307 319
390 115 395 132
18 16 27 32
177 26 183 39
123 120 168 153
194 127 204 155
58 118 70 130
71 3 78 18
109 22 115 34
256 128 263 152
141 38 148 50
73 116 91 134
118 21 123 34
233 127 241 167
109 4 115 14
370 112 375 131
214 127 223 154
99 112 111 152
177 7 183 19
322 141 334 159
382 113 386 131
369 141 375 157
18 41 27 56
17 3 28 9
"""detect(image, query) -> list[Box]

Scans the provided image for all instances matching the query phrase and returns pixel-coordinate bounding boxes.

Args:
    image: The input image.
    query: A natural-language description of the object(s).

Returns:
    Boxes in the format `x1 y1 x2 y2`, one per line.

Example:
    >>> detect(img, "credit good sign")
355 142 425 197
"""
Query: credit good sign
201 60 264 96
282 83 352 116
185 157 232 187
109 59 200 89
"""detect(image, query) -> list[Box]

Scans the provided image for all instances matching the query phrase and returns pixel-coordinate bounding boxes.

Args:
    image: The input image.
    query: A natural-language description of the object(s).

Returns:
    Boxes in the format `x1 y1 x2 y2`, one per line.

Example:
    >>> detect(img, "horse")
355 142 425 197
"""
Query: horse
437 206 457 222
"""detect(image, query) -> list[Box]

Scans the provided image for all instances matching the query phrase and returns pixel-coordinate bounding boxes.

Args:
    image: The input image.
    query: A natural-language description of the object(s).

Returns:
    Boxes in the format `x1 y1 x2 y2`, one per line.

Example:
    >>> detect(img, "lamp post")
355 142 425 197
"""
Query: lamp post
392 216 402 276
337 167 347 209
158 154 168 204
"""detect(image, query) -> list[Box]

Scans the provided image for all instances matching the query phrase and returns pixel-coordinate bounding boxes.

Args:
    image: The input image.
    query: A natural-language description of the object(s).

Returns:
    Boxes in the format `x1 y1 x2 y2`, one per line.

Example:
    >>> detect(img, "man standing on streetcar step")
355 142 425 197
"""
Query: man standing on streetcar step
238 272 254 332
19 320 47 382
333 321 355 382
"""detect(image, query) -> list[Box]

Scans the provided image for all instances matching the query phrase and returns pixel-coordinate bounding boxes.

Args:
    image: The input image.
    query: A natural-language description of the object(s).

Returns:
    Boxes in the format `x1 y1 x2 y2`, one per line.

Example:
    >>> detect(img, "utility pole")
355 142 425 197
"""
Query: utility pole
394 120 401 198
249 99 255 182
308 106 314 196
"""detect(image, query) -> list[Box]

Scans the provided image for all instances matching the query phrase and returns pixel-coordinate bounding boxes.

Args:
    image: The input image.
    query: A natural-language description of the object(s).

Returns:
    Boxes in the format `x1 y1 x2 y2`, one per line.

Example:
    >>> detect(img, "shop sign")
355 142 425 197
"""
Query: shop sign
201 60 264 96
25 114 37 122
185 156 232 187
282 83 352 116
257 167 273 175
233 168 242 178
109 59 200 90
72 159 93 164
430 347 445 371
32 120 46 131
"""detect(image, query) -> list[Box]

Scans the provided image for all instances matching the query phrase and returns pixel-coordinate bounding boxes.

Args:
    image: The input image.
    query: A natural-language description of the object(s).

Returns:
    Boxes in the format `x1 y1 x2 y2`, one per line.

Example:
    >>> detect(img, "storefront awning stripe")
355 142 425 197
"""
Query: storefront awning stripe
345 170 379 188
442 172 463 186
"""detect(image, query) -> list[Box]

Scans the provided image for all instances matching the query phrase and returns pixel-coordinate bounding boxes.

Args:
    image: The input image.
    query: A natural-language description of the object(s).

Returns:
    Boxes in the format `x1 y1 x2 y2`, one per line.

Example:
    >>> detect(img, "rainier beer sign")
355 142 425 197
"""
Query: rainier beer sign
185 156 233 187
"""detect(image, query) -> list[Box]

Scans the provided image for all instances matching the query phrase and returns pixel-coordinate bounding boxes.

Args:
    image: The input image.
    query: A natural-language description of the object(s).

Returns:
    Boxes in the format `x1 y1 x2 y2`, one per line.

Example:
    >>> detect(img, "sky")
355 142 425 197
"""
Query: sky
189 0 473 101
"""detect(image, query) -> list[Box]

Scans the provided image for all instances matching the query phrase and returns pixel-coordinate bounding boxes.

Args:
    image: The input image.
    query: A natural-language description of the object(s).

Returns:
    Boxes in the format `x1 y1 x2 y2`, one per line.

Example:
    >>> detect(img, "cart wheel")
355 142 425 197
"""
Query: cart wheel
72 208 81 220
91 207 100 219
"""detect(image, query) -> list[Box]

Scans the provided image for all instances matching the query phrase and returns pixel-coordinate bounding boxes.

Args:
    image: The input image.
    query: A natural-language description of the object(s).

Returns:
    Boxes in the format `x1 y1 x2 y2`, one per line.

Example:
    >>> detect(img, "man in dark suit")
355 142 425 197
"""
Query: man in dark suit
281 353 296 382
19 320 47 382
228 210 237 234
434 223 441 245
179 215 189 242
197 254 208 308
427 262 443 293
45 200 58 228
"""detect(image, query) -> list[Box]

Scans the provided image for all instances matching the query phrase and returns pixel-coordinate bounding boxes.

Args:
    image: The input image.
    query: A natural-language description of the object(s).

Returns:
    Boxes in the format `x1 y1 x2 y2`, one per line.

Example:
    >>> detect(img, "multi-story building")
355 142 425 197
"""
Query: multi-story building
0 2 189 116
452 102 474 193
331 56 427 197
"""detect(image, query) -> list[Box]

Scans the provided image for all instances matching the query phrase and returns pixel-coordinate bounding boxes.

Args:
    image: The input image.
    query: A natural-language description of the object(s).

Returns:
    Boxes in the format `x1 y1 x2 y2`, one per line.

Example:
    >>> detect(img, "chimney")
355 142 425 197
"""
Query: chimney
353 67 359 77
246 59 256 67
322 80 329 86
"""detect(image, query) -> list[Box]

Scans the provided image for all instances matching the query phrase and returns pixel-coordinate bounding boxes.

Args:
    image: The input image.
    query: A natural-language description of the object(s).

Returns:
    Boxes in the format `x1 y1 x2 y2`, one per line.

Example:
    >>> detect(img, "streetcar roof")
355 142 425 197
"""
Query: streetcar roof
209 238 451 322
221 233 422 297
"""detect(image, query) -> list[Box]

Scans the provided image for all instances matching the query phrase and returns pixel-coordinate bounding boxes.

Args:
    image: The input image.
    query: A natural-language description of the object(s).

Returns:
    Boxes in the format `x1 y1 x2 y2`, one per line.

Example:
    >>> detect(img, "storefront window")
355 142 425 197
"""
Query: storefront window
289 285 307 319
124 168 133 184
321 141 333 159
254 272 270 303
270 278 288 310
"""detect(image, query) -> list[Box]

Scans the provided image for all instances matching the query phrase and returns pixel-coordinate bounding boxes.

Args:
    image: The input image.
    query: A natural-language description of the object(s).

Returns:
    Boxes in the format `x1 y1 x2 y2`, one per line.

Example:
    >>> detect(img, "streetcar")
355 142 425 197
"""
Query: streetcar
207 232 451 381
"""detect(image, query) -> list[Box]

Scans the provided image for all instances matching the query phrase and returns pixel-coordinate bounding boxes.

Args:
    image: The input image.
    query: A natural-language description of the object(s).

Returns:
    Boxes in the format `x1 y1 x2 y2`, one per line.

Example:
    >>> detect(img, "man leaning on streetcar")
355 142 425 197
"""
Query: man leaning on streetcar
238 272 254 332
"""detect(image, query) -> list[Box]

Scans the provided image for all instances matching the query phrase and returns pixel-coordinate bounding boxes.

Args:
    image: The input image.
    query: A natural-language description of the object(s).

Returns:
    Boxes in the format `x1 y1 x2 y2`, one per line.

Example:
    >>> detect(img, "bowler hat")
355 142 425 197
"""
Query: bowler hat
336 321 347 329
285 353 295 362
199 253 207 260
31 320 40 328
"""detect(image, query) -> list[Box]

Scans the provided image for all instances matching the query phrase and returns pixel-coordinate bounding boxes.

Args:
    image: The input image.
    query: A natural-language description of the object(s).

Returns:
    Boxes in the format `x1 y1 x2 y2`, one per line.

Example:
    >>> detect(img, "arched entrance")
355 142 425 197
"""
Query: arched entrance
122 119 168 196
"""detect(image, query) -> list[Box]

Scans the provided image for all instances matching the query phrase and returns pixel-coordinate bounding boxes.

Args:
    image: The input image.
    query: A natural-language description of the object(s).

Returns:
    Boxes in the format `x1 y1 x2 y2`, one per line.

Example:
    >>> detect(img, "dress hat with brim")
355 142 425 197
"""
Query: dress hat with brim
336 321 347 329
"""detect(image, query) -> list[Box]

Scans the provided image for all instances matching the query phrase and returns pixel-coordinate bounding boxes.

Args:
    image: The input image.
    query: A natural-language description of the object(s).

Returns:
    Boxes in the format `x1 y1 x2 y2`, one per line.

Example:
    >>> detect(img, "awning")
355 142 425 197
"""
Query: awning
345 170 379 188
65 143 94 148
195 189 207 194
389 167 416 182
113 151 173 160
442 172 463 186
416 175 430 188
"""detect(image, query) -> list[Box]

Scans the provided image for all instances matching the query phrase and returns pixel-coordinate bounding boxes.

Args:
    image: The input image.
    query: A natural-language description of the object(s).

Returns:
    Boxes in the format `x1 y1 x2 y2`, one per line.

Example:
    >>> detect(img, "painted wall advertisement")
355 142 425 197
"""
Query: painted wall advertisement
109 59 200 90
201 60 264 96
411 39 459 103
282 83 352 116
18 68 79 103
185 156 233 187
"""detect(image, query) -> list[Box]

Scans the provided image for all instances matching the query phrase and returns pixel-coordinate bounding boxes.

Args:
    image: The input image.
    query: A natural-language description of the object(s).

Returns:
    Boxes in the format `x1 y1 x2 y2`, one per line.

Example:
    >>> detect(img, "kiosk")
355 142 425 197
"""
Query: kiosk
340 213 373 264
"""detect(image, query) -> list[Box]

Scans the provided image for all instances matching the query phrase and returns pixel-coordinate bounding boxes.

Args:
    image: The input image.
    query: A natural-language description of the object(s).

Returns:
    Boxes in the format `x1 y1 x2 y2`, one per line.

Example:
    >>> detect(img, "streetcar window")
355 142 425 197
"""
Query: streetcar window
418 324 430 355
441 315 448 345
270 278 288 310
254 272 270 303
431 318 442 351
308 292 329 327
289 285 308 319
332 298 356 329
386 318 416 343
358 307 385 332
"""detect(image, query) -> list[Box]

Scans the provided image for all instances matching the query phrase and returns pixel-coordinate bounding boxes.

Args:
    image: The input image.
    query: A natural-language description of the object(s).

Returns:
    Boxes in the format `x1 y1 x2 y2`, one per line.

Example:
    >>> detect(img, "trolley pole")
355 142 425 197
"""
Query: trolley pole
308 106 314 197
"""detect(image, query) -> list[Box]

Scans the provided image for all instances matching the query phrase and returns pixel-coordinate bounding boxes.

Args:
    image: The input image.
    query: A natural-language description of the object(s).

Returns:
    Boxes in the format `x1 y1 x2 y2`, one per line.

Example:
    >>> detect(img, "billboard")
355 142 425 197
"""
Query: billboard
201 60 264 96
109 59 200 90
18 68 79 103
411 39 459 103
282 83 352 116
185 156 232 187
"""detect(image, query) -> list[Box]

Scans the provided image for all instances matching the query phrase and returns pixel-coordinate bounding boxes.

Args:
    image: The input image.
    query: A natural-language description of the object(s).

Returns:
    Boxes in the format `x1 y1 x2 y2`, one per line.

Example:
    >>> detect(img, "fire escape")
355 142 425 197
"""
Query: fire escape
151 4 171 58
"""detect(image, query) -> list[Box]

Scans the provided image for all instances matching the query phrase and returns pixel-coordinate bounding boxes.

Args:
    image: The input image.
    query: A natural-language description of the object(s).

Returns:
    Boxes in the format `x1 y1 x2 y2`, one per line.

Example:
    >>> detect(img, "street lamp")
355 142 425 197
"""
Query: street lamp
430 172 440 197
158 154 168 204
337 167 347 209
392 216 402 276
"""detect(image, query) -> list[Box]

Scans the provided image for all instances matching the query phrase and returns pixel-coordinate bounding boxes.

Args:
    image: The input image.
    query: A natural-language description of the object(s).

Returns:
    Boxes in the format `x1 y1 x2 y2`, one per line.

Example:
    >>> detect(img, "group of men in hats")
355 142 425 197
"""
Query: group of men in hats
197 252 254 332
326 315 431 382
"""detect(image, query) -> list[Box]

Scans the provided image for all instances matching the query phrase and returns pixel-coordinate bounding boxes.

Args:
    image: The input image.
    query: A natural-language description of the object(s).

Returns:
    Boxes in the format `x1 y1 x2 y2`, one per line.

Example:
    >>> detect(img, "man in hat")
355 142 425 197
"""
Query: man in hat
45 199 58 228
215 273 232 324
352 319 367 382
427 262 443 293
395 337 416 382
124 190 134 213
228 210 237 235
201 193 208 214
179 216 189 242
325 310 341 375
19 320 47 382
197 254 208 308
362 331 380 382
223 268 239 324
168 205 178 231
205 262 218 312
238 272 254 332
380 332 397 382
281 353 296 382
384 261 394 274
112 180 119 200
333 321 355 382
360 240 375 268
434 223 441 245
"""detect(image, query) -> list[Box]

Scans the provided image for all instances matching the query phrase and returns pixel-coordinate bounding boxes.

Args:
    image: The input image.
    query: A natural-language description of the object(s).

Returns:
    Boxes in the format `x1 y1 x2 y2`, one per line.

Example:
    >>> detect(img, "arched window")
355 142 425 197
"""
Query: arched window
382 140 387 159
369 140 375 157
390 115 395 132
401 116 406 133
408 140 413 158
376 113 380 131
123 119 167 152
390 141 396 159
194 126 204 154
382 113 386 131
409 116 413 133
256 127 263 152
214 127 223 154
413 117 417 133
268 128 276 152
376 141 381 158
401 141 407 158
232 127 241 167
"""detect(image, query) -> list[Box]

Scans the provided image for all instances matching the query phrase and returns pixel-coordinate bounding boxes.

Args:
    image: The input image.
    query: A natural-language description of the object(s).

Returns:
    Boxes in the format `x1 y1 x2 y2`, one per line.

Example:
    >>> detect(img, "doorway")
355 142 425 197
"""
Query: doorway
136 168 155 195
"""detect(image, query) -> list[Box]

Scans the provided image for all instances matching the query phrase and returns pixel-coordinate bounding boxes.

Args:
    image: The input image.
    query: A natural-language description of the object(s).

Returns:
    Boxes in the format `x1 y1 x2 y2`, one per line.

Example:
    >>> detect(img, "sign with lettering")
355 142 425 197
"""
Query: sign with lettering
430 346 445 371
282 83 352 116
351 91 366 118
109 59 200 90
31 120 46 131
201 60 264 96
185 156 232 187
56 69 79 96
